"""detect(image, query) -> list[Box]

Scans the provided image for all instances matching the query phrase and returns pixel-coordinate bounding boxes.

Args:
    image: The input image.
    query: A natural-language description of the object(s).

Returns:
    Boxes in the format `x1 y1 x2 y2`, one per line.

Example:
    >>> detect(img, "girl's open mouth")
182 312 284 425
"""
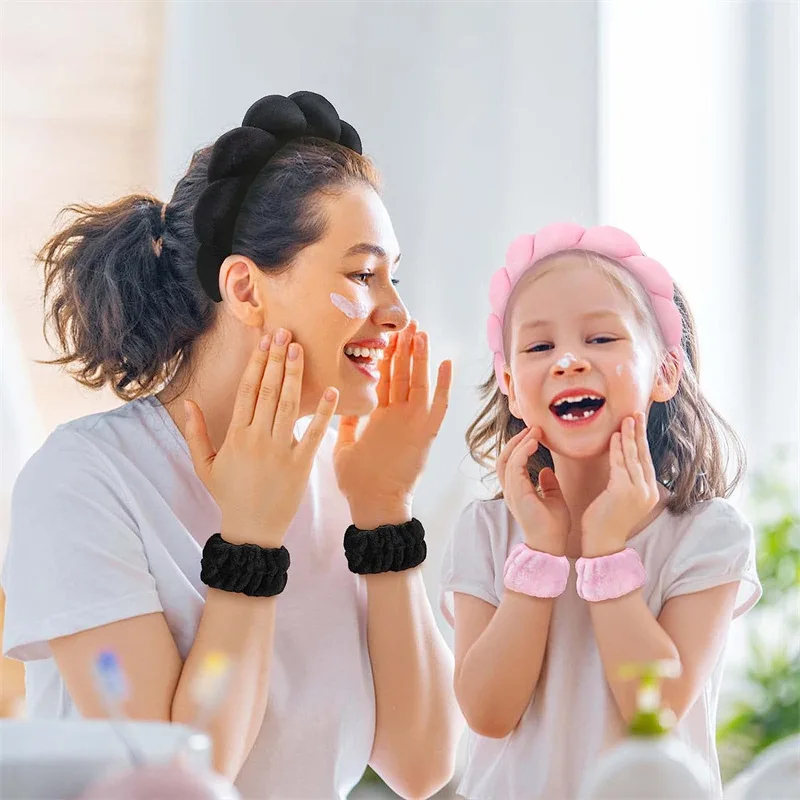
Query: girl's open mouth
549 393 606 426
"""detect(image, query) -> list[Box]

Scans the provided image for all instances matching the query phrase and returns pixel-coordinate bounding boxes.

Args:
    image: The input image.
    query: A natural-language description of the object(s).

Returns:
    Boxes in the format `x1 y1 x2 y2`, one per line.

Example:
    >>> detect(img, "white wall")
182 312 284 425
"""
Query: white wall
158 0 600 632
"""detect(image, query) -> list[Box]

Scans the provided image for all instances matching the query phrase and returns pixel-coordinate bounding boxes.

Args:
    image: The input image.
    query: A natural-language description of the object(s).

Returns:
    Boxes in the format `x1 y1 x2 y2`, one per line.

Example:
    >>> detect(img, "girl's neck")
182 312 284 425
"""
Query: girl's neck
550 450 669 558
550 453 610 557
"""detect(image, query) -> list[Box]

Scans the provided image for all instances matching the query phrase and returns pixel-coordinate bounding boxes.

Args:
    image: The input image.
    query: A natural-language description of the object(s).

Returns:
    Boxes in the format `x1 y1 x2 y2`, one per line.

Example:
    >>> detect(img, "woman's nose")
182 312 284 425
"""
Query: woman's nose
371 286 410 331
550 352 591 377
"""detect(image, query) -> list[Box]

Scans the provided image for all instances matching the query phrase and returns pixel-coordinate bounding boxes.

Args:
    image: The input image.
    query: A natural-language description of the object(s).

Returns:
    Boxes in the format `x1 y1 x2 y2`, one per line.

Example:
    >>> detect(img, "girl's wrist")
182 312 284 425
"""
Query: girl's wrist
348 498 413 530
581 530 628 558
523 531 567 557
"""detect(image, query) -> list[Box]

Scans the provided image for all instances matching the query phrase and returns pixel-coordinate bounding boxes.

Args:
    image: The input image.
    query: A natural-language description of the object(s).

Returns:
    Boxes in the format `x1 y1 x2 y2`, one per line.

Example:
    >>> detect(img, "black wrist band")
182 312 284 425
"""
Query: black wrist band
343 518 426 574
200 534 290 597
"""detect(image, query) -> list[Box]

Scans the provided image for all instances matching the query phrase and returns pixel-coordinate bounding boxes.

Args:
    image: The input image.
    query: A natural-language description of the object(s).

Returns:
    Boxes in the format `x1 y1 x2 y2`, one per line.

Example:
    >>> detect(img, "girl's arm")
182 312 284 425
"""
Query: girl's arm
51 591 275 779
454 589 554 739
588 582 739 723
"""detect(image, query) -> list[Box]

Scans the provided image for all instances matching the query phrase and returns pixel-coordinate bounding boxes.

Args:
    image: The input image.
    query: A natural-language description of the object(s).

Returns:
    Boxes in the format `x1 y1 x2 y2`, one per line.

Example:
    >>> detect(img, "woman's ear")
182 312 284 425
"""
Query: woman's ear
652 347 682 403
218 254 267 328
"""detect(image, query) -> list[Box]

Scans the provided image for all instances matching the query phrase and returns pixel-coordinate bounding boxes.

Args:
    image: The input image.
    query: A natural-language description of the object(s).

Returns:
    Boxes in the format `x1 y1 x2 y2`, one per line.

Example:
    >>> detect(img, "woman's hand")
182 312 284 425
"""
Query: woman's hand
184 329 339 547
497 426 570 556
334 322 452 528
582 413 659 557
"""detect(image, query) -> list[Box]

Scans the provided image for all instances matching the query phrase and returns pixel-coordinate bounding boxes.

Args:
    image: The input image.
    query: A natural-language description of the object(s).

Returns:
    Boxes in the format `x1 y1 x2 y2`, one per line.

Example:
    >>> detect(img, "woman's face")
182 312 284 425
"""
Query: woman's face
257 184 409 417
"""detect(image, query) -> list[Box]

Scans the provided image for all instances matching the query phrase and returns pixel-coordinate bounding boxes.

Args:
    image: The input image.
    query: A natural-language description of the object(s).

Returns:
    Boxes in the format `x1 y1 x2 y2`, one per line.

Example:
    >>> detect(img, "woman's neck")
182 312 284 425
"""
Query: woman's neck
156 327 250 453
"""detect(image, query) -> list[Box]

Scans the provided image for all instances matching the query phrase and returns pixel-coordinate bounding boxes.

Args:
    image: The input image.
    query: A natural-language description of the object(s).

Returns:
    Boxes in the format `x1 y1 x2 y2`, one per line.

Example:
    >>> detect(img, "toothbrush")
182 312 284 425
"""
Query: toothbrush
93 650 145 766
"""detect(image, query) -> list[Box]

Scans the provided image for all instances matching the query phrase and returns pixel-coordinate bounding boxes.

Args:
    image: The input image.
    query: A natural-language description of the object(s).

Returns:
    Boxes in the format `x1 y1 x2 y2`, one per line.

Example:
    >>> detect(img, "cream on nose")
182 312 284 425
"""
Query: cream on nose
555 353 578 369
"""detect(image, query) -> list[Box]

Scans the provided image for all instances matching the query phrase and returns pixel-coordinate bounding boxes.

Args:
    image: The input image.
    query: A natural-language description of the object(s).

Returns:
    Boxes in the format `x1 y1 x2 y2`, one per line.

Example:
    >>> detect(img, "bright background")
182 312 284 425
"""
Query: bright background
2 0 797 792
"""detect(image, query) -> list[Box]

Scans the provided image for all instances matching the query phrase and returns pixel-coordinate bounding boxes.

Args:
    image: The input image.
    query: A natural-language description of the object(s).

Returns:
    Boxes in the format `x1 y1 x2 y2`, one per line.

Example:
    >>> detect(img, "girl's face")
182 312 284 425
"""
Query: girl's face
256 184 409 417
505 256 670 460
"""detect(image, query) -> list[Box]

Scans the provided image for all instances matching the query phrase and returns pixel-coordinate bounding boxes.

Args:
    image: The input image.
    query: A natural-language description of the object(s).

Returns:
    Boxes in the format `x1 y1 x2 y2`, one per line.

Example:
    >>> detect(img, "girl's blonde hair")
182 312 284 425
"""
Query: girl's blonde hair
466 253 745 514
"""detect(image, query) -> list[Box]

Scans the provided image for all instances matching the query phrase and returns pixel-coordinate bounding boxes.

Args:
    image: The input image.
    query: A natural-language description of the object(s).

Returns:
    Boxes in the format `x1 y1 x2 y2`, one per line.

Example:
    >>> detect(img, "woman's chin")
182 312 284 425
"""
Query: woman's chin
334 387 378 418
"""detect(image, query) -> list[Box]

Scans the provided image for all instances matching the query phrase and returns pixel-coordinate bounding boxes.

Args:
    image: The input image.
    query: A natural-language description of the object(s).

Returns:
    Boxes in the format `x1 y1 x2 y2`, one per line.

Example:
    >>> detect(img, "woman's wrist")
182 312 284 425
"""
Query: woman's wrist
348 499 412 530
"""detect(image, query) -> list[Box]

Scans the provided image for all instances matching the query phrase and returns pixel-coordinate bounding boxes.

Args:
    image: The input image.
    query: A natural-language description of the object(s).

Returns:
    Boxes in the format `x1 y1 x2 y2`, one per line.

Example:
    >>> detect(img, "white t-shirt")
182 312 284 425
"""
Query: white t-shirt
440 496 762 800
2 396 375 800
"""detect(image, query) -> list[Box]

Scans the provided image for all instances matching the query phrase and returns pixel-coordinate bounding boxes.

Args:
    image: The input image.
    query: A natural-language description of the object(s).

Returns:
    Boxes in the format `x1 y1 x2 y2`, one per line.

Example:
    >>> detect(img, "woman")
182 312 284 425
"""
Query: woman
2 91 461 799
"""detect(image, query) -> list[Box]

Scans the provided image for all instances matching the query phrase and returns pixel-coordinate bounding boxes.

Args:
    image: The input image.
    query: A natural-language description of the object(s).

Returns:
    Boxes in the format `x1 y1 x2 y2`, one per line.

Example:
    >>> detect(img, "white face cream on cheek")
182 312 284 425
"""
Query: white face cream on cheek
330 292 370 320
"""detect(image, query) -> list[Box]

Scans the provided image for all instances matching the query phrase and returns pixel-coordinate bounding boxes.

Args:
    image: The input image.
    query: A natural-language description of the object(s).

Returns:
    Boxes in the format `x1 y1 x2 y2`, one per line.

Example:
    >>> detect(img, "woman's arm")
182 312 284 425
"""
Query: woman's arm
454 589 553 739
51 589 275 779
363 566 461 800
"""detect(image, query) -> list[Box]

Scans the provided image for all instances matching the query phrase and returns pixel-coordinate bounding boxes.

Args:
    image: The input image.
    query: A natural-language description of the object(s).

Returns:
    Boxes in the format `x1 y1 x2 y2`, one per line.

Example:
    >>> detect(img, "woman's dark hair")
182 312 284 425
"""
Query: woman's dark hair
38 139 380 400
466 278 746 514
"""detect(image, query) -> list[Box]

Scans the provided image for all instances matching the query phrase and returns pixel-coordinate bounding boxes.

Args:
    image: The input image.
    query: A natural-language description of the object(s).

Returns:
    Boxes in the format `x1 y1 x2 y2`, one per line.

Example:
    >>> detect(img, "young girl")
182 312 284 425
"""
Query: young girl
441 222 762 799
2 91 461 799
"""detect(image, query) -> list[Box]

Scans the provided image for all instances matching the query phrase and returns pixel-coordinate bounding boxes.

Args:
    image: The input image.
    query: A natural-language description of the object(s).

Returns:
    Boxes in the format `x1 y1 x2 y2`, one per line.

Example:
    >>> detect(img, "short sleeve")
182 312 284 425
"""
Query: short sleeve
662 499 762 619
439 500 501 627
1 430 163 661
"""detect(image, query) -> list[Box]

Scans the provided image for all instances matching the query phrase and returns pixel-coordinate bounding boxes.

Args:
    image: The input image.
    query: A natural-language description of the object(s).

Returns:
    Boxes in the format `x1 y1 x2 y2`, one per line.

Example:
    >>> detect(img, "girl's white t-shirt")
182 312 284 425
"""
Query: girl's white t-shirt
2 397 375 800
440 496 762 800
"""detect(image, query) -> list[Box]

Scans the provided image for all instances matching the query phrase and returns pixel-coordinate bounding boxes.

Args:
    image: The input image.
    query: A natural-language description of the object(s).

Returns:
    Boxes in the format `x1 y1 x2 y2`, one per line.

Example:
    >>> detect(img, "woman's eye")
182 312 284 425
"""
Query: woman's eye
351 273 400 287
526 343 553 353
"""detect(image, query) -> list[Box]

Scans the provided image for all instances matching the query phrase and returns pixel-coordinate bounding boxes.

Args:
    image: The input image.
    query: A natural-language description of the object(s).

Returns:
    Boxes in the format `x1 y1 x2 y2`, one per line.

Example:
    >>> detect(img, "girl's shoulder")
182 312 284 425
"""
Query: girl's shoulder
453 496 519 552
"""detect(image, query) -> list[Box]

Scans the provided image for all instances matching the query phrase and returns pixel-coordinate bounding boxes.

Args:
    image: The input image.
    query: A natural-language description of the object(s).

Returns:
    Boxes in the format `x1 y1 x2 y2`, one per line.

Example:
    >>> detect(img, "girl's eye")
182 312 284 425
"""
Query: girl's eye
526 343 553 353
589 336 618 344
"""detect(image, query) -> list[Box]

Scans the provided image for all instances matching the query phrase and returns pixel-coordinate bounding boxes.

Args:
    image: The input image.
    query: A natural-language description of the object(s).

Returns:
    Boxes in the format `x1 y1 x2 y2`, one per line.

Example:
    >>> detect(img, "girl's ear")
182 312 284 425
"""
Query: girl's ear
652 347 682 403
506 367 522 418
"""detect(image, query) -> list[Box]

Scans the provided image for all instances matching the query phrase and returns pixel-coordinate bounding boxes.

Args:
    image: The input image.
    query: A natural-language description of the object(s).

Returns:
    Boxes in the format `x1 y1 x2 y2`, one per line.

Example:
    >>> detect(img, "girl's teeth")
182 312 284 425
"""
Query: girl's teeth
562 408 598 421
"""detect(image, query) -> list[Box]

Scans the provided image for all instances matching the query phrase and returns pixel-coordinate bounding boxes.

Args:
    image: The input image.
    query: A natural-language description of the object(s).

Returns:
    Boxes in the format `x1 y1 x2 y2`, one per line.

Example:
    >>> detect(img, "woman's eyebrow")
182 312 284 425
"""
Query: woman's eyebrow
342 242 402 265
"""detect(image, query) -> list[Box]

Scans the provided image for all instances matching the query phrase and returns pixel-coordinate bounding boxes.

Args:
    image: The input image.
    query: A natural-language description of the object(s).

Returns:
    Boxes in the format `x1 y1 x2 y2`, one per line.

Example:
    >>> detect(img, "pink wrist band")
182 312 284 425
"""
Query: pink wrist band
575 548 646 601
503 543 570 598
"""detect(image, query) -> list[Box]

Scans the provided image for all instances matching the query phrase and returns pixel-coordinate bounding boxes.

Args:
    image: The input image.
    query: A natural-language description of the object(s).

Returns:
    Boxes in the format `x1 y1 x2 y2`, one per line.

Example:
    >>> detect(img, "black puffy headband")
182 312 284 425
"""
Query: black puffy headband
193 91 363 302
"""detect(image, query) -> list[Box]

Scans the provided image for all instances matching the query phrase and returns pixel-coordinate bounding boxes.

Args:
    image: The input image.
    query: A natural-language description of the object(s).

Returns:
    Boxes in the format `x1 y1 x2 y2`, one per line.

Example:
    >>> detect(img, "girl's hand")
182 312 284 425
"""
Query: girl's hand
582 413 659 557
334 322 452 528
184 330 339 548
497 425 570 556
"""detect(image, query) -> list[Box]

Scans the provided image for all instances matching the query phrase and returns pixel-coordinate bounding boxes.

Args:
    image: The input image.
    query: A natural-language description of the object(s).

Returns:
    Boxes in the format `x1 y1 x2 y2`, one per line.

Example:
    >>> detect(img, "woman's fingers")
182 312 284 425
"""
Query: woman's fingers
252 328 292 430
272 343 304 444
409 331 430 404
376 334 397 407
426 360 452 439
621 416 645 486
230 333 271 428
389 321 417 404
297 387 339 462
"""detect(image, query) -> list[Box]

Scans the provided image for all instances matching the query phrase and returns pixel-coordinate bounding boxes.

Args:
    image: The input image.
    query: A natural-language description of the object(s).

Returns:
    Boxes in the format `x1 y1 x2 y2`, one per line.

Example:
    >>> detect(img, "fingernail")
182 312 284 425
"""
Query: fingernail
324 388 337 401
259 334 271 351
275 328 289 345
288 343 300 361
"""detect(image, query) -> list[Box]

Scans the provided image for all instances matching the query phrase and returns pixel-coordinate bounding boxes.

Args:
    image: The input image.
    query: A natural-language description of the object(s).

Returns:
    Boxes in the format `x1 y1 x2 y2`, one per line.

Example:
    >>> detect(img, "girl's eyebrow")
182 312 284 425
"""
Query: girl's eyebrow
519 310 624 332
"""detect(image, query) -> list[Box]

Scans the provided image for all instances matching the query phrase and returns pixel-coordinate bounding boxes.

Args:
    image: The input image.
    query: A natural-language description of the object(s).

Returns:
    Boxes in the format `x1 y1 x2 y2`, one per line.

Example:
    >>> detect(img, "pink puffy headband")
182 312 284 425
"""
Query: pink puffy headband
488 222 682 395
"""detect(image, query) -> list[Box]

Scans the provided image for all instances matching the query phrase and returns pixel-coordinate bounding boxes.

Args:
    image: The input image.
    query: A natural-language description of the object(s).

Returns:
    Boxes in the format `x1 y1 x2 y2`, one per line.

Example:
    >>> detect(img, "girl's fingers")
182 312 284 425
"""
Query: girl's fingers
297 387 339 461
252 328 292 430
608 432 628 485
426 360 452 440
635 412 657 486
408 331 430 404
621 416 645 485
497 427 532 487
271 343 304 444
376 334 397 407
389 321 417 404
231 334 271 428
183 400 215 485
